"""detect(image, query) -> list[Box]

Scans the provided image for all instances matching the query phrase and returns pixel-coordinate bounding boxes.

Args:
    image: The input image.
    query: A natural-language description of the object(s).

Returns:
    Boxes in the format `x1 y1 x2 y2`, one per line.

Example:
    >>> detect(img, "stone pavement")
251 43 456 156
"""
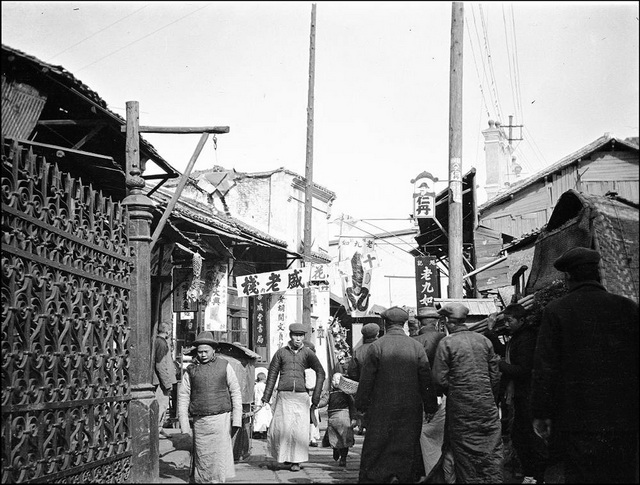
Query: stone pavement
158 409 363 484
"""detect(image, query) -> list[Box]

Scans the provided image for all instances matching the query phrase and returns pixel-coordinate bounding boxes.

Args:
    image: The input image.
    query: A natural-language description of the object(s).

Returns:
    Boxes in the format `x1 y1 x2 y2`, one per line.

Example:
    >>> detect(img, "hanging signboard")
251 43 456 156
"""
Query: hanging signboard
415 255 440 310
235 266 311 297
411 171 438 219
203 263 228 332
253 294 269 348
338 237 377 317
173 267 197 312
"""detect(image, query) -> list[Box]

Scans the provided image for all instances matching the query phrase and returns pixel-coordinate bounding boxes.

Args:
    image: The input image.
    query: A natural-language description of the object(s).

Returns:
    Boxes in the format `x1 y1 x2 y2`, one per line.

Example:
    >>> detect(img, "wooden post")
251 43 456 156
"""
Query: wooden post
123 101 159 483
302 3 317 328
447 2 464 299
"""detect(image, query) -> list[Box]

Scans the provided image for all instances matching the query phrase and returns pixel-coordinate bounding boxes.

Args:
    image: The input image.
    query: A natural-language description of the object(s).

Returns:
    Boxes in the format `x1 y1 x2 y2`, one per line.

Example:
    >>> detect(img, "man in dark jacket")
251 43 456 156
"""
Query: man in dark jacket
347 322 379 436
355 306 437 483
531 247 639 484
488 303 547 484
412 307 445 365
262 323 326 472
432 302 503 483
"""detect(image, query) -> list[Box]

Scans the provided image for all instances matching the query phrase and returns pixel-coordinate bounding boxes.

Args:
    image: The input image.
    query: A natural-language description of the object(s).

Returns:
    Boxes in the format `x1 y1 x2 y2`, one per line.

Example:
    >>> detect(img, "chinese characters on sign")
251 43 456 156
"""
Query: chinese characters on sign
253 294 269 348
276 295 286 349
173 267 198 312
237 267 311 297
411 171 438 219
415 255 440 311
338 237 377 317
204 263 228 332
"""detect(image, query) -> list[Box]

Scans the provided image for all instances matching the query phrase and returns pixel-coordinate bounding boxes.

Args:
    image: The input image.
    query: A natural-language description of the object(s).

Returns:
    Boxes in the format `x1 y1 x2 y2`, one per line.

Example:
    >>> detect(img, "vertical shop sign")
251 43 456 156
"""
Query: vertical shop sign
276 294 286 349
203 263 228 332
415 255 440 310
254 294 269 348
173 267 197 312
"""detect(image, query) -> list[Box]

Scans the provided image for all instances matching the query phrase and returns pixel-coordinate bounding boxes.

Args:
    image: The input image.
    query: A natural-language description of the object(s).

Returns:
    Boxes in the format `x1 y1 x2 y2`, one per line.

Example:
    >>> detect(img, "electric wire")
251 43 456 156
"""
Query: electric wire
471 5 498 121
479 4 505 123
466 15 493 120
46 4 149 62
76 4 210 72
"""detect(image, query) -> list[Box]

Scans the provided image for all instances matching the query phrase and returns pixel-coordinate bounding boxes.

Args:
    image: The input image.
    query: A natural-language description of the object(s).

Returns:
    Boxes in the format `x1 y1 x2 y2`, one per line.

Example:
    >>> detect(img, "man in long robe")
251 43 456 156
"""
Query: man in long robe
178 331 243 483
432 302 503 483
531 247 639 483
355 306 438 483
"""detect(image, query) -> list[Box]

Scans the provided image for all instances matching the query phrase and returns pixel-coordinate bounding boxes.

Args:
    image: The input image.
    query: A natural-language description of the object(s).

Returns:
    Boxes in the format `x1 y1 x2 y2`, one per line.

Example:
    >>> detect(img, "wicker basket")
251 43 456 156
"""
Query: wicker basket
337 375 359 395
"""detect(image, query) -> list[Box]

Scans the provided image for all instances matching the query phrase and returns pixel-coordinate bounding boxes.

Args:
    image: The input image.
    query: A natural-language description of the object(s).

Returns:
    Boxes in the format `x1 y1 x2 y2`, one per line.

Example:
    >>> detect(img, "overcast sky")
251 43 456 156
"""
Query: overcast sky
2 1 638 225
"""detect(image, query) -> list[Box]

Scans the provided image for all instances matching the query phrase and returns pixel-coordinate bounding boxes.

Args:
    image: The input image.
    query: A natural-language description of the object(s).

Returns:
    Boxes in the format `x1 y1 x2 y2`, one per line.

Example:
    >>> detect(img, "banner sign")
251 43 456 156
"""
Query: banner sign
338 237 377 317
253 294 269 347
203 263 228 332
173 267 197 312
415 255 440 310
235 265 334 297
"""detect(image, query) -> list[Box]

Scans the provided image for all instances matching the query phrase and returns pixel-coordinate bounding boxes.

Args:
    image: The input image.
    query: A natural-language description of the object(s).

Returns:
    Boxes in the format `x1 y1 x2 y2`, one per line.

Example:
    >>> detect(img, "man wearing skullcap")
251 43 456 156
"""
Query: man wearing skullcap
432 302 503 483
355 306 438 483
261 323 325 472
531 247 639 483
177 331 243 483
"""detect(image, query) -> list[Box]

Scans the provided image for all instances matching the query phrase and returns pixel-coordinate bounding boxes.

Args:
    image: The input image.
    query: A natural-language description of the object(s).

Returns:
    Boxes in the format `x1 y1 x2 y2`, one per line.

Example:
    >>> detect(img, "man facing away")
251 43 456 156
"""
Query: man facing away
432 302 503 483
531 247 639 483
347 322 380 435
355 306 437 483
412 307 445 366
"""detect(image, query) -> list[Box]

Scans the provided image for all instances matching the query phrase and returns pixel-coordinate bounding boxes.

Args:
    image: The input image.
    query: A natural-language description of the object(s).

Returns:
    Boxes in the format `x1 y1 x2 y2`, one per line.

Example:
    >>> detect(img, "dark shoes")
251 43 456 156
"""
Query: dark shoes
290 463 300 472
309 441 318 447
333 448 340 461
338 458 347 467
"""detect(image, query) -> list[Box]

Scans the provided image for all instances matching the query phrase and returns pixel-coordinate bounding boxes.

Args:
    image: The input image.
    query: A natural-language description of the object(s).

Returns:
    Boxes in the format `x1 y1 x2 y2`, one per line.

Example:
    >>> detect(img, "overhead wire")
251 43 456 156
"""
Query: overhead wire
471 4 498 121
46 4 149 62
479 3 505 123
76 3 210 72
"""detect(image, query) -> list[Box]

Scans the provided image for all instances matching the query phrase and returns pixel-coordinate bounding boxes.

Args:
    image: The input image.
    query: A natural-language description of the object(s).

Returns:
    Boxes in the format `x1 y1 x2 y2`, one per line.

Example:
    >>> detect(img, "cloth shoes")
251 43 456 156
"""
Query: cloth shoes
338 458 347 467
290 463 300 472
521 477 537 484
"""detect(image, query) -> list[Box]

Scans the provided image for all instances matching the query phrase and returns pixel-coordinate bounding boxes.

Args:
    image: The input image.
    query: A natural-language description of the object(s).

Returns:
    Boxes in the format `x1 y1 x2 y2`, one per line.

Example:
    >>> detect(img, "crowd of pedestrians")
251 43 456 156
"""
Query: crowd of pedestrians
168 247 638 483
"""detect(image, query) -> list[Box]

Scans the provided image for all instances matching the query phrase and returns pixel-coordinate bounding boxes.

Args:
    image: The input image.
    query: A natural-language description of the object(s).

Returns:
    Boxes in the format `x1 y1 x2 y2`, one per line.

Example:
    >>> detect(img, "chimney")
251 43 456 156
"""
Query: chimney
483 120 513 200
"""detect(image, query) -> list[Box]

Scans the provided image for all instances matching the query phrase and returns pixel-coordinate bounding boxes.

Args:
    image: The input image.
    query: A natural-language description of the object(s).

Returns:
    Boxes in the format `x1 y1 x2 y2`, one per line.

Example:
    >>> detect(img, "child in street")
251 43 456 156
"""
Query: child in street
253 372 272 439
318 372 357 467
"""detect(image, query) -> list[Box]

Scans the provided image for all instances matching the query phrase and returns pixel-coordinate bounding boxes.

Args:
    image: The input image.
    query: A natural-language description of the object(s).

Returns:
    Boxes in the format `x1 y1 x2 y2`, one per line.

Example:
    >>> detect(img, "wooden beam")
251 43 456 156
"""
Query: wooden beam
37 119 110 126
120 126 230 134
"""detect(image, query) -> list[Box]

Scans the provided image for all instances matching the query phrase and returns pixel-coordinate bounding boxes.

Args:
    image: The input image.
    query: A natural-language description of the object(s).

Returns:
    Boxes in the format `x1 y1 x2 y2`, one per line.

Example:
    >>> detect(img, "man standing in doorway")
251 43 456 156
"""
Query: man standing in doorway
355 306 437 483
531 247 639 483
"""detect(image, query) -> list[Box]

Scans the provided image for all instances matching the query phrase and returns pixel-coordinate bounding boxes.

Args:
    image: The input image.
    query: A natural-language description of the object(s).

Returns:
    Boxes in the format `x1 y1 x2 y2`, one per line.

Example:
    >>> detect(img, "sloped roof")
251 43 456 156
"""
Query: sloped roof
2 43 178 179
479 133 639 212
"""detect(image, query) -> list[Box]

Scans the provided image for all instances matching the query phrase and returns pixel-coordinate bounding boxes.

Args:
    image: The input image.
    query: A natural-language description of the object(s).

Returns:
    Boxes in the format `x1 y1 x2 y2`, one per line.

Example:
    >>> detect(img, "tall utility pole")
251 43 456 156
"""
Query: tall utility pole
302 3 317 327
448 2 464 298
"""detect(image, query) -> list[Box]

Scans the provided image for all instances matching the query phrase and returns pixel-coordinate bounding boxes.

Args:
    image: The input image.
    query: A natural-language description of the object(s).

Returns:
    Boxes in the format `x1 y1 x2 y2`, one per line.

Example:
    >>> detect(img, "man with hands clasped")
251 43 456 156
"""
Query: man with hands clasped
178 331 242 483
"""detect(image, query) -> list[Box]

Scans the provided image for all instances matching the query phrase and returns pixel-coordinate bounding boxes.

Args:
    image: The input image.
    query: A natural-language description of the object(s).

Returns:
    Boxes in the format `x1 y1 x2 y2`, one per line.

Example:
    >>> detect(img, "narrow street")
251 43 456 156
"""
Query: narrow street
158 408 361 484
158 408 522 484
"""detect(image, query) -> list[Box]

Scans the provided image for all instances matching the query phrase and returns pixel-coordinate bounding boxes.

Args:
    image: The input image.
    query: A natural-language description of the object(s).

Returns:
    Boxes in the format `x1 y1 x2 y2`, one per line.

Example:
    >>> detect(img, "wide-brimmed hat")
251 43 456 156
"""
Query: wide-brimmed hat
554 247 600 272
192 331 217 348
289 323 307 334
437 303 469 320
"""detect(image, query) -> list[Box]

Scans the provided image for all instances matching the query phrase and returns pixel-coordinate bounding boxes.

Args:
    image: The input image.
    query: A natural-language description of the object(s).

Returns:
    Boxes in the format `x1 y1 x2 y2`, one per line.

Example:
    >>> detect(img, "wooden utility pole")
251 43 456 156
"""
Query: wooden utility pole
448 2 464 298
302 3 317 327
